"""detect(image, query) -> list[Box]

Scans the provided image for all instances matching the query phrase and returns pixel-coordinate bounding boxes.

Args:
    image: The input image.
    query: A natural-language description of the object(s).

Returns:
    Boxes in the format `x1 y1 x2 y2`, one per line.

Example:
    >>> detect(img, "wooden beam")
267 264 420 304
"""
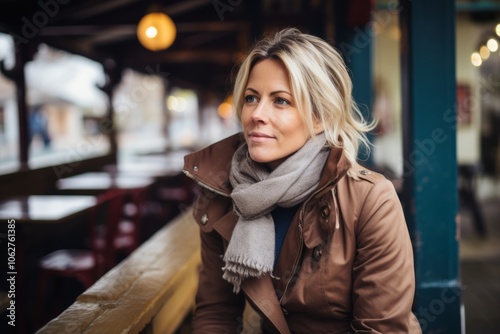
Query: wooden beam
125 49 238 66
60 0 145 21
40 25 135 36
57 0 212 22
163 0 212 16
40 21 247 36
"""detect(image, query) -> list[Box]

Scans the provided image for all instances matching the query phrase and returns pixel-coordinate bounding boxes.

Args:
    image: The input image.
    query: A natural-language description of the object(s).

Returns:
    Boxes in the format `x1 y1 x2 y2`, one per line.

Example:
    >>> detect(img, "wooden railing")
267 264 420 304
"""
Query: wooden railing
36 208 200 334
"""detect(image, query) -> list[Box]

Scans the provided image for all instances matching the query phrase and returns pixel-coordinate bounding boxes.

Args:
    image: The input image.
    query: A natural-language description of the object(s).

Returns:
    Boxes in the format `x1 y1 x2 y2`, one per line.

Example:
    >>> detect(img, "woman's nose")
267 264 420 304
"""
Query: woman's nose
251 101 268 123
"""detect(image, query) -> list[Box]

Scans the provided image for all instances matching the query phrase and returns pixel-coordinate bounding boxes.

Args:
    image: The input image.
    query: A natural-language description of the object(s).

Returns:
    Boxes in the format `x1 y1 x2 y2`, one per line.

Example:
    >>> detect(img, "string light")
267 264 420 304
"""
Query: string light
471 24 500 66
487 38 498 52
471 52 482 67
480 45 490 60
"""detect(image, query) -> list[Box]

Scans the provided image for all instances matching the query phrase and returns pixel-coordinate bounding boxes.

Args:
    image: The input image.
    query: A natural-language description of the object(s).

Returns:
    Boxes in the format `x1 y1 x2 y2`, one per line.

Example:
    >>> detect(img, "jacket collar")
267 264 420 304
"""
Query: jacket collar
183 132 244 197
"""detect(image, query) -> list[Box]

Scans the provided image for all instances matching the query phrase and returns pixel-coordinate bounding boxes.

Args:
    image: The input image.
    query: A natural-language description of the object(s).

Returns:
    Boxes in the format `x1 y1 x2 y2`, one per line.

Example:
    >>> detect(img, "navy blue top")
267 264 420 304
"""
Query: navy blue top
271 205 299 266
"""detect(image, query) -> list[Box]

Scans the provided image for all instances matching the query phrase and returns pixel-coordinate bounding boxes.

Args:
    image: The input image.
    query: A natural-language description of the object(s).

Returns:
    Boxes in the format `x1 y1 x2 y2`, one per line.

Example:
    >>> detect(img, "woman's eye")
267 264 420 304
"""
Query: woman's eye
275 97 289 106
244 95 258 103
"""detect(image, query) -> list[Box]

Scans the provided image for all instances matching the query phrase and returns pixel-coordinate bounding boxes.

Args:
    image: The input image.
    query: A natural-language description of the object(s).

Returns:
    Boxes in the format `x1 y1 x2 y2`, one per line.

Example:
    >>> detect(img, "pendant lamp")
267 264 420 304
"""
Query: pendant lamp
137 12 176 51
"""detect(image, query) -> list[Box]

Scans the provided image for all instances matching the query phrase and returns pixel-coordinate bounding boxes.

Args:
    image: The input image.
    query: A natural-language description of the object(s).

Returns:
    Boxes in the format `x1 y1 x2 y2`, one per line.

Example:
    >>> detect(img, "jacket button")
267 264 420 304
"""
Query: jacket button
320 205 330 218
313 245 323 261
193 166 199 172
359 169 370 175
281 307 288 316
200 213 208 225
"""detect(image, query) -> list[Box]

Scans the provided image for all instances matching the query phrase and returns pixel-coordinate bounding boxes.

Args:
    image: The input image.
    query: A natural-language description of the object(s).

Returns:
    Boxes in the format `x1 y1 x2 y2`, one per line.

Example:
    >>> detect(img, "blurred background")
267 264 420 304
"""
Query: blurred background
0 0 499 333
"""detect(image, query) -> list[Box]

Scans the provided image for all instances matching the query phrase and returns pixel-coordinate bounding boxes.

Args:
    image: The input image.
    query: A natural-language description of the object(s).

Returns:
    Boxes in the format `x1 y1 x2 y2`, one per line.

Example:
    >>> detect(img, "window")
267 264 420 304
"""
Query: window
166 88 199 150
113 69 169 157
0 33 19 174
372 5 403 177
25 44 110 169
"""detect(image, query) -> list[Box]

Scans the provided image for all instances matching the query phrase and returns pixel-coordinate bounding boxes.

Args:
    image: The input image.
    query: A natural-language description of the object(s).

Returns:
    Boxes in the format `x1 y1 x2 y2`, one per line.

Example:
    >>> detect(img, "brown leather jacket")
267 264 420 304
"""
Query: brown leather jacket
183 133 422 334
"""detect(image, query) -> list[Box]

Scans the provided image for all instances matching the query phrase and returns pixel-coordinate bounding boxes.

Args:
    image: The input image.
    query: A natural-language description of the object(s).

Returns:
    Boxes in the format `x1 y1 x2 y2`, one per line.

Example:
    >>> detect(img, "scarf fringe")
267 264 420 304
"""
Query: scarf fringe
222 261 272 277
223 254 273 272
221 263 273 294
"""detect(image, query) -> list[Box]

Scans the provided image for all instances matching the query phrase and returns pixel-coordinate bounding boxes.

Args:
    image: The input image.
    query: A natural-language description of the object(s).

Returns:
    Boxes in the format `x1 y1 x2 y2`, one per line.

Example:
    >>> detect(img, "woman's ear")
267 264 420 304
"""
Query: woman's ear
313 118 324 135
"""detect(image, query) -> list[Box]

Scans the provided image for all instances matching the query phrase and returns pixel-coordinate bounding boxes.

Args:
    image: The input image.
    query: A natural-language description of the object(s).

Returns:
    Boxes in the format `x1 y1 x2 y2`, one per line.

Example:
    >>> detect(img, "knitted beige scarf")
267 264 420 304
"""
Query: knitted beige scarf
223 133 329 293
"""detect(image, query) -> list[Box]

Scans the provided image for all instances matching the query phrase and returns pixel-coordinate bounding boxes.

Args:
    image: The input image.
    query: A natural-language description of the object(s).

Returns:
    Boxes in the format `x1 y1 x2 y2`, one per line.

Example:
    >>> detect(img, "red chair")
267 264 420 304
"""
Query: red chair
92 187 147 272
35 190 124 328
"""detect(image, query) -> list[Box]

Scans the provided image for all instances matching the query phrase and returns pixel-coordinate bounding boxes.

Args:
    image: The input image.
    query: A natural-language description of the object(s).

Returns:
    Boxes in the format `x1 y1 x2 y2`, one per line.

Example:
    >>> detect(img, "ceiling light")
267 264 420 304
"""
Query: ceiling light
137 12 176 51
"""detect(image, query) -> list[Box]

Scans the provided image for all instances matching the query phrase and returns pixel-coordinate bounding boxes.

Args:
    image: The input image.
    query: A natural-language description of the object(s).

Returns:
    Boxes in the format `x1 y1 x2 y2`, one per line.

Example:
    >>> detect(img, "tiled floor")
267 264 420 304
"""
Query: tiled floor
460 196 500 334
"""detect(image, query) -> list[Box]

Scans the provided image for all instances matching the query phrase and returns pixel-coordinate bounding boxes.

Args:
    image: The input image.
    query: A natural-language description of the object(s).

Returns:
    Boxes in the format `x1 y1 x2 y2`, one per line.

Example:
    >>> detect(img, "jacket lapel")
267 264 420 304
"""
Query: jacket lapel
212 210 238 242
213 208 291 333
242 275 291 334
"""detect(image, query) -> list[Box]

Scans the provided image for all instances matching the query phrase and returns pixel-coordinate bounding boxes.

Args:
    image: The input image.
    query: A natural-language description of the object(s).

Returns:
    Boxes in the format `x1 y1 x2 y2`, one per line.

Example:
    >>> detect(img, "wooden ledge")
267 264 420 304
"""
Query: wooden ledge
37 208 200 334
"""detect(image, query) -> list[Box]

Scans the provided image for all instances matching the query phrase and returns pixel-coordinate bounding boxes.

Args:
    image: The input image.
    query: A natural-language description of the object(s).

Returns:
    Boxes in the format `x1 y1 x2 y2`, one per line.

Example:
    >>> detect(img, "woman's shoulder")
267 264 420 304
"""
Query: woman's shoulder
337 164 400 213
341 164 394 190
351 166 387 184
335 165 404 238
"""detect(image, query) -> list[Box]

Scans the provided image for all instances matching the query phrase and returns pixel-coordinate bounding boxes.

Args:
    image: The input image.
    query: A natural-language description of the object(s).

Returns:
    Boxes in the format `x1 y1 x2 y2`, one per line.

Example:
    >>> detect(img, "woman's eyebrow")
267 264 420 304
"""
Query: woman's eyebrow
270 90 292 96
245 87 292 96
245 87 258 94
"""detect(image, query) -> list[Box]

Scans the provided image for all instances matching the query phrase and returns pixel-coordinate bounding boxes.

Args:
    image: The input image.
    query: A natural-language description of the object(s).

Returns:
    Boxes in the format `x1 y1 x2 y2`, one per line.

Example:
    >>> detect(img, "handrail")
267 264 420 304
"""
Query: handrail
36 207 200 334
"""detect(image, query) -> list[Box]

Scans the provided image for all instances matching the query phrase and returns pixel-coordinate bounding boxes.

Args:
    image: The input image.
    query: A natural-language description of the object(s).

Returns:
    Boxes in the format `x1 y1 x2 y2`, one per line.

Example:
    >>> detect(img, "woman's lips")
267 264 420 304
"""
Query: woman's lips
248 132 275 143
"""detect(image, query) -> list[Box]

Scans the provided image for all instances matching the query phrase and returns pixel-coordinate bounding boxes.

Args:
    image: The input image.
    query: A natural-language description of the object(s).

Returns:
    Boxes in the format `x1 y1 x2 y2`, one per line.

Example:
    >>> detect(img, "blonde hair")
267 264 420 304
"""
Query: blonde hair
232 28 376 178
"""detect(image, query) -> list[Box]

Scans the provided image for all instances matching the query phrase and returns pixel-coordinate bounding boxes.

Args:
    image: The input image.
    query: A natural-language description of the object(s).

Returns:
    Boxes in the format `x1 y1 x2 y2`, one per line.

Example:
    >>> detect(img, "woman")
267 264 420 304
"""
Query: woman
183 28 421 333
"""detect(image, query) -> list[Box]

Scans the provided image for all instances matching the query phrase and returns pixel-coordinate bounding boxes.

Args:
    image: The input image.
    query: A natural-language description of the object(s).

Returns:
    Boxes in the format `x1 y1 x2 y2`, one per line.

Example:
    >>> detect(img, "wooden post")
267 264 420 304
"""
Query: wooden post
0 44 33 169
97 60 122 163
400 0 462 332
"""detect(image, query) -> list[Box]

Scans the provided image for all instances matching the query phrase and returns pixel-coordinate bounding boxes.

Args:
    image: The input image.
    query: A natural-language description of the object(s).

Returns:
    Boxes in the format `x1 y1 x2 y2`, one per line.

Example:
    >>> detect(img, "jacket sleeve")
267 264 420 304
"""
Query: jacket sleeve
350 178 422 333
192 228 245 333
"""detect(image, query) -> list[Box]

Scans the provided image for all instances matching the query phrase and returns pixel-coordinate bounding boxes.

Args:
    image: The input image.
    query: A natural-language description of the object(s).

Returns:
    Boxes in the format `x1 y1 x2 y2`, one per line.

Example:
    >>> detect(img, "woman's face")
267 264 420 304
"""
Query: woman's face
241 59 314 170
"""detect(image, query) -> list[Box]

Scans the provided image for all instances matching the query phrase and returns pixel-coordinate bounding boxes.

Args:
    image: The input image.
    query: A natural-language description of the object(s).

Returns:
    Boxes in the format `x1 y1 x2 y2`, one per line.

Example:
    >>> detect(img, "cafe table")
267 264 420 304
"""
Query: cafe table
0 194 98 259
0 195 97 334
0 195 97 224
56 172 155 195
103 161 181 179
104 152 185 179
0 194 99 274
0 195 98 282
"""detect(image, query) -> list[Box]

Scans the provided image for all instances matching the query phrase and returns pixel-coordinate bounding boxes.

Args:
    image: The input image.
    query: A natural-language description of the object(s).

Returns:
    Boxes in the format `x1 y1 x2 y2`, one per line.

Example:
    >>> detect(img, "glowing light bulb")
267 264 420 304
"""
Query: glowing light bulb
487 38 499 52
218 102 233 119
480 46 490 60
145 26 158 39
167 96 178 111
471 52 482 67
137 12 176 51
